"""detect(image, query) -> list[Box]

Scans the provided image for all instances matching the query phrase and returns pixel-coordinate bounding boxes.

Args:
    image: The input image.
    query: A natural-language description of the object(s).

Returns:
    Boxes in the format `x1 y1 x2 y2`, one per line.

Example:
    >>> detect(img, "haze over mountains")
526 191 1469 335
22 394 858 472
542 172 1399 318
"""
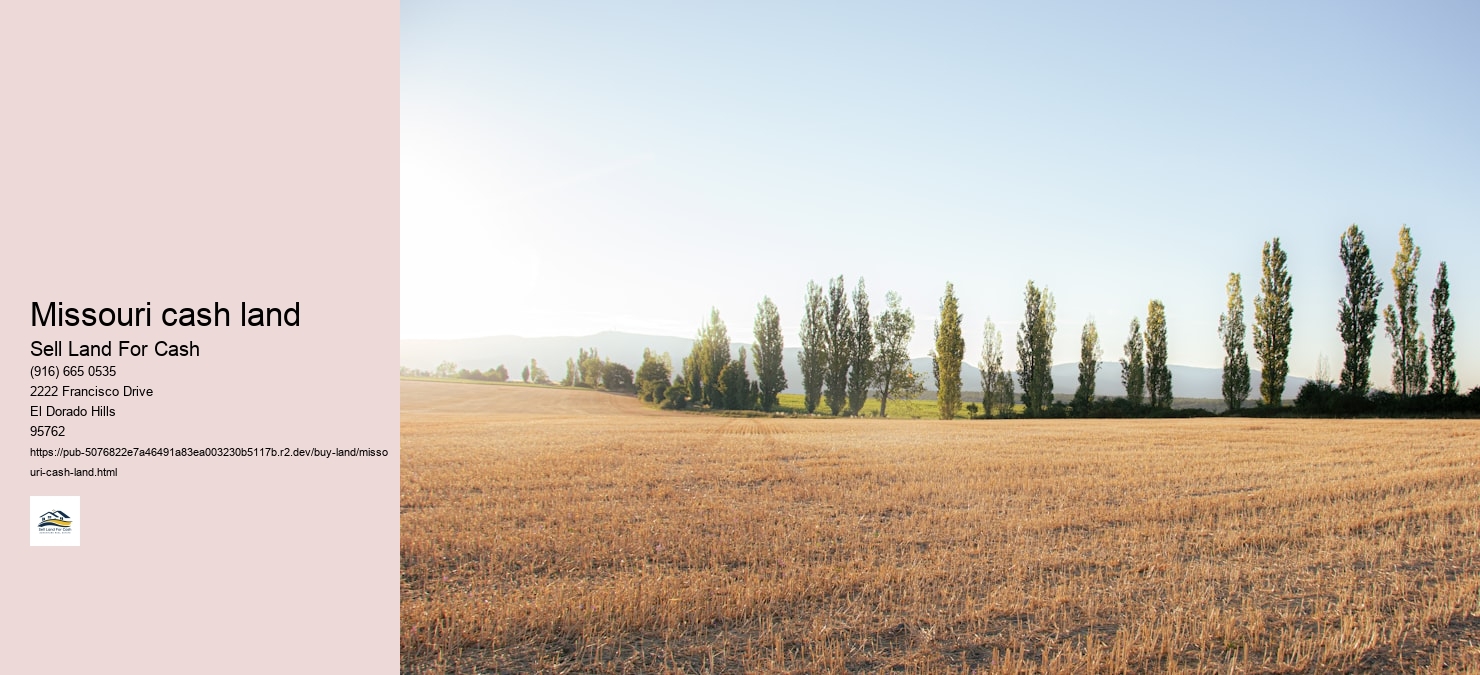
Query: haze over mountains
401 331 1306 402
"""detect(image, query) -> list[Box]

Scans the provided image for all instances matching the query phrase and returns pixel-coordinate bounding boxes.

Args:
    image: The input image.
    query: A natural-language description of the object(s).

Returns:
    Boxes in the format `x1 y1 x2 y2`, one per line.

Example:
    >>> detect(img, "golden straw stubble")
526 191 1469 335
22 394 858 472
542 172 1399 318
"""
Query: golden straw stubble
402 381 1480 674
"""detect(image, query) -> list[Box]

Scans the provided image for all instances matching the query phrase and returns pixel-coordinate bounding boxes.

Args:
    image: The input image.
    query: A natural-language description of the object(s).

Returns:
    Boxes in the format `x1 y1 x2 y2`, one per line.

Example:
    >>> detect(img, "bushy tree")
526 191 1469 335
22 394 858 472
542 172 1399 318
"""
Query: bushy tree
847 278 875 416
1015 281 1056 416
1383 226 1427 396
998 372 1016 416
1254 238 1293 406
751 296 788 411
979 317 1007 416
435 360 458 378
489 364 509 382
824 276 854 415
932 282 965 420
1145 300 1172 408
528 359 550 385
1219 273 1251 411
603 361 635 392
718 350 752 410
1120 318 1144 406
661 380 689 410
690 309 732 407
520 364 529 382
1073 319 1101 414
798 281 827 414
1337 225 1382 395
1430 261 1457 395
635 349 672 403
577 348 604 388
872 291 916 418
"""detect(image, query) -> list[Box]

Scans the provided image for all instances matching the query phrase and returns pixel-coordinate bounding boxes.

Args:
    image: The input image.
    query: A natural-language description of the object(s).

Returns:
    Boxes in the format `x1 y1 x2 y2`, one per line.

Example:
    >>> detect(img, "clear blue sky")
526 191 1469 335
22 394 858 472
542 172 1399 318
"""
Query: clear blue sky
402 1 1479 388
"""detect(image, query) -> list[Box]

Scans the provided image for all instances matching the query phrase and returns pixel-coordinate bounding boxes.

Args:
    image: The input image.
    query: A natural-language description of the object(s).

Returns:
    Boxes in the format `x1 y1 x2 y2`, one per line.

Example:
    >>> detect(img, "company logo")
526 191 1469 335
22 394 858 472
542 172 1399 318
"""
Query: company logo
38 510 73 530
30 496 80 546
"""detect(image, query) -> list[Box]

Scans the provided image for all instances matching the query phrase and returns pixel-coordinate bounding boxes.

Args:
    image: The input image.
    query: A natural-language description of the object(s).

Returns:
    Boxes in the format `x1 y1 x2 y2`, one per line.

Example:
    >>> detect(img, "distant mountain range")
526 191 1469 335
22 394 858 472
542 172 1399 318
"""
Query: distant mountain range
401 331 1306 402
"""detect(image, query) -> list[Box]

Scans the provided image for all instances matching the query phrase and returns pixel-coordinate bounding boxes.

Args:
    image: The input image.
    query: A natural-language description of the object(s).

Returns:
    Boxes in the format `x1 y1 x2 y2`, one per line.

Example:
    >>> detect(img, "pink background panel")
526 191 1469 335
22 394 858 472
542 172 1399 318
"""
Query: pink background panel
1 2 400 672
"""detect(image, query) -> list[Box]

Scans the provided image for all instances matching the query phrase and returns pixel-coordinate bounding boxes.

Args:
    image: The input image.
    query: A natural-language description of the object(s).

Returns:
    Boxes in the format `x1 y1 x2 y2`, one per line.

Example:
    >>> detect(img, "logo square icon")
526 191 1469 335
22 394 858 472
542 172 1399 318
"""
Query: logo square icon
30 496 80 546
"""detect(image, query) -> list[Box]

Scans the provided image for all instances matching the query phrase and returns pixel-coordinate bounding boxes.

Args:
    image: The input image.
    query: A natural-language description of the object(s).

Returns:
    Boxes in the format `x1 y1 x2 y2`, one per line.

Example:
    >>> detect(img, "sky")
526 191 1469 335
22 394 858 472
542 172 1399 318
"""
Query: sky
401 1 1479 388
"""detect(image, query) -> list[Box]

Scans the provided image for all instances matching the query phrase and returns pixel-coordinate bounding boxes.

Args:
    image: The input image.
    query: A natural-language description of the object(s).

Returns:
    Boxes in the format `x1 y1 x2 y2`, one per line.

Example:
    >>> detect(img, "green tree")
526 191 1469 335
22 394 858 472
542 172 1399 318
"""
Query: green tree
662 379 689 410
1219 273 1251 411
1015 281 1056 415
998 372 1016 415
1253 238 1293 406
1120 318 1144 406
872 291 916 418
577 348 605 388
562 358 578 387
691 309 732 407
435 360 458 378
824 276 854 415
603 361 635 392
1337 225 1382 395
798 281 827 414
520 364 529 382
1429 261 1457 395
932 282 965 420
979 317 1007 416
1073 318 1101 414
1383 226 1427 396
718 350 752 410
635 349 672 402
489 364 509 382
1145 299 1172 408
751 296 788 411
529 359 550 385
681 354 701 404
846 278 875 416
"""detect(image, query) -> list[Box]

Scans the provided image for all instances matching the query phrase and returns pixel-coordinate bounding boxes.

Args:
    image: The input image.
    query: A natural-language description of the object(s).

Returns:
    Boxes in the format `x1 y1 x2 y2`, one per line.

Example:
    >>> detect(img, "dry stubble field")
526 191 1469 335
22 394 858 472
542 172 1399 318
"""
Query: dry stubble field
401 381 1480 674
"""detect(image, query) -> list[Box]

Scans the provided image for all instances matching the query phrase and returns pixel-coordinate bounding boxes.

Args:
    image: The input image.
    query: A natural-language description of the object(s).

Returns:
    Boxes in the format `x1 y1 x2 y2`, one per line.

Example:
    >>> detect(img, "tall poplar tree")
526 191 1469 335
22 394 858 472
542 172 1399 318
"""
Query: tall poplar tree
1073 319 1102 414
846 278 875 415
1145 299 1172 408
1015 281 1056 415
1120 318 1144 406
1337 225 1382 395
979 317 1007 416
1218 273 1251 411
1429 261 1456 395
1253 238 1293 406
932 282 964 420
873 291 917 418
691 309 732 407
681 354 701 402
823 276 854 415
1383 226 1427 396
751 296 788 411
798 281 827 413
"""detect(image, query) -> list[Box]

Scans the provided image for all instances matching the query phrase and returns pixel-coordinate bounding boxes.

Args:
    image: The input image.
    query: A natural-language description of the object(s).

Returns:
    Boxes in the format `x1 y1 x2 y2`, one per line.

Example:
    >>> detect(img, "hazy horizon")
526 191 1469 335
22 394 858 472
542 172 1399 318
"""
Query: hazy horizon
403 2 1479 386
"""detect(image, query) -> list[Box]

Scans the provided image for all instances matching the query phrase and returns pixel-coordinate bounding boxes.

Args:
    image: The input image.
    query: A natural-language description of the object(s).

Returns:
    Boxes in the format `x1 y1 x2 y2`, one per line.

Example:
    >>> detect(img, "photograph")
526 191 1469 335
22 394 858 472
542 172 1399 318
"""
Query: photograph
400 2 1480 673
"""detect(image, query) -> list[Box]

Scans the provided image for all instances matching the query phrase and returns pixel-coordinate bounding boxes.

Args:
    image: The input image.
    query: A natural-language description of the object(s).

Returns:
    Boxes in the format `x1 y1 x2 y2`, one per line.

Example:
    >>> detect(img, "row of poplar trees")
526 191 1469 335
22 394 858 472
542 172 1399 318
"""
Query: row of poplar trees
673 275 1175 420
665 225 1457 419
1216 225 1458 412
937 281 1174 420
795 277 926 417
669 278 926 416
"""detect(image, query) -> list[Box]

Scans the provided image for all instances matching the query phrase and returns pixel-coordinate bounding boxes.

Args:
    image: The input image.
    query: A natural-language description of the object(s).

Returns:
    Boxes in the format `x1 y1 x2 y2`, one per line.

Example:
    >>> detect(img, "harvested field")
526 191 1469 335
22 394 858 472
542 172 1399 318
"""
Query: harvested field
401 381 1480 673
